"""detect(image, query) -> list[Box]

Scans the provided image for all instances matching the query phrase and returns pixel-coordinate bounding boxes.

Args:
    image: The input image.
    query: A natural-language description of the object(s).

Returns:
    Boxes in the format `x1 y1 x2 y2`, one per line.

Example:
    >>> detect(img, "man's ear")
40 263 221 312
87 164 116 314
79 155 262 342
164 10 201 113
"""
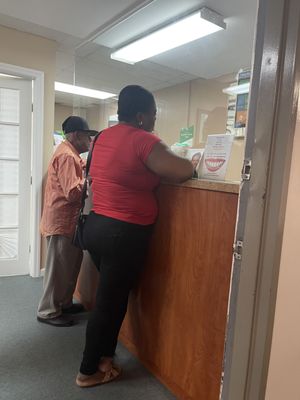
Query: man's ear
65 131 77 144
72 131 81 143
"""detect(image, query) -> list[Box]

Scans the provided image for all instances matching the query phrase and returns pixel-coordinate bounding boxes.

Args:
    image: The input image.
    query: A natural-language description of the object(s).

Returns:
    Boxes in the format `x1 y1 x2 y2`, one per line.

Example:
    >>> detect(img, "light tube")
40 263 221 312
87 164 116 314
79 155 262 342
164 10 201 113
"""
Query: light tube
54 82 116 100
111 7 226 64
222 83 250 95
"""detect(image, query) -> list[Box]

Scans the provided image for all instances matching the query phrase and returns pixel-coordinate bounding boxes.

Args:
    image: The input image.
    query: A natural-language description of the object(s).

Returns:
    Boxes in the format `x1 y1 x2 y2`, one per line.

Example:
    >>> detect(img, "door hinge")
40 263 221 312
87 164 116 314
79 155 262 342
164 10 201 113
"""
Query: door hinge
241 159 251 181
233 240 243 260
30 176 32 185
29 245 31 253
32 103 33 112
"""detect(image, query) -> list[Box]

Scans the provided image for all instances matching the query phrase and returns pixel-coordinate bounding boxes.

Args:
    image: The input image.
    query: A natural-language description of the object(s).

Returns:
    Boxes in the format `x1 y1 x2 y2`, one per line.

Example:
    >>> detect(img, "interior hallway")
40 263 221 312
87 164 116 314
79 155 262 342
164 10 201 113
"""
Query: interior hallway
0 276 176 400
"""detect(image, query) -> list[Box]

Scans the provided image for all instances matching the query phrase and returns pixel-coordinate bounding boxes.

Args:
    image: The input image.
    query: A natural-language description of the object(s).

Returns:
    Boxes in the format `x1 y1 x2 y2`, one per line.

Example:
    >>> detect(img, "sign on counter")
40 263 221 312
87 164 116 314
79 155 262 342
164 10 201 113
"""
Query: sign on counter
179 126 194 145
198 134 234 181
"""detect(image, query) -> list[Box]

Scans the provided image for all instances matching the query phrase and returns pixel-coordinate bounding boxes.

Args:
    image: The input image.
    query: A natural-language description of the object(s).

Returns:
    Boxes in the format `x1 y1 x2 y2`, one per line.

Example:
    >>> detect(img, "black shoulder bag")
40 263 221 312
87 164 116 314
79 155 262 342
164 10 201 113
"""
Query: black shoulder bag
72 132 101 250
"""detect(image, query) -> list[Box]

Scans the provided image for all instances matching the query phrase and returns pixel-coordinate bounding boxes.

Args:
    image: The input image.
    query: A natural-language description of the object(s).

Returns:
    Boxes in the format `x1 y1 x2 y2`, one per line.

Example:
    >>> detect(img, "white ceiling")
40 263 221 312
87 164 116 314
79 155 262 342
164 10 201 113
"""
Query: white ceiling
0 0 258 106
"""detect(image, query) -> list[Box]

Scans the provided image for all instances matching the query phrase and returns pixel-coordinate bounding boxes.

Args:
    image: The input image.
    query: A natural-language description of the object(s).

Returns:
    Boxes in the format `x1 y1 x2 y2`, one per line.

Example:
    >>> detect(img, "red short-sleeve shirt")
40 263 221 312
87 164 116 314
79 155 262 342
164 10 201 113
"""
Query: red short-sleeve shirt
90 124 161 225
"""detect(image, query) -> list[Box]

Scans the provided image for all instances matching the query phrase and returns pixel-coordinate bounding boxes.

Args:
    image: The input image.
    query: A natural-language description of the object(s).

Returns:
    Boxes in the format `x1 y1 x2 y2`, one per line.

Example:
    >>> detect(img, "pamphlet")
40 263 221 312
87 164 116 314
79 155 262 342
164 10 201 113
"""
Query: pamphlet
198 134 234 181
186 148 204 178
179 126 194 146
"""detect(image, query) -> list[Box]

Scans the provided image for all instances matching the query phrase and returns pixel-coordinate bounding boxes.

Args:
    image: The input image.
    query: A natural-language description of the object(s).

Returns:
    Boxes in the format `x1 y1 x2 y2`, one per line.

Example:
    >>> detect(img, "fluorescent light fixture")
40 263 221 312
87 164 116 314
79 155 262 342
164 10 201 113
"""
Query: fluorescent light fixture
222 82 250 95
0 73 21 78
55 82 116 100
111 7 226 64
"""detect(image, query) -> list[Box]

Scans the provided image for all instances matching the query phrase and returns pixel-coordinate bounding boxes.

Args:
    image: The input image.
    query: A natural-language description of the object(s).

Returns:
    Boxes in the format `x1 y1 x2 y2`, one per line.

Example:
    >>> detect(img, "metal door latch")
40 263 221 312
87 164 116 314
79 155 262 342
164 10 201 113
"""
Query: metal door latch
233 240 243 260
241 159 251 181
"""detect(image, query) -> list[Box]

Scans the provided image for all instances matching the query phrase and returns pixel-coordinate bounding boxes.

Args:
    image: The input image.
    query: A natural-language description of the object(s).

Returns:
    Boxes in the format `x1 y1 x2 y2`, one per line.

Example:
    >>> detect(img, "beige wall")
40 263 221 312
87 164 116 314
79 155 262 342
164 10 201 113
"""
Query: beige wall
55 104 98 132
54 104 73 131
86 105 100 131
154 78 243 181
0 25 57 174
154 78 228 146
265 95 300 399
85 78 228 146
97 100 118 130
189 78 228 146
154 82 190 144
81 100 118 131
226 138 245 181
55 102 116 134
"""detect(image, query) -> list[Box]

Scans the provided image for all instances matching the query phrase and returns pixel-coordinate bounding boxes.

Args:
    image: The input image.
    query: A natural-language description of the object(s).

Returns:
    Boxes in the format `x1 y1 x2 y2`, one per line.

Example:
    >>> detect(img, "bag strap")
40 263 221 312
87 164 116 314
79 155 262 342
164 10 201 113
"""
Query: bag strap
79 131 102 211
85 131 101 178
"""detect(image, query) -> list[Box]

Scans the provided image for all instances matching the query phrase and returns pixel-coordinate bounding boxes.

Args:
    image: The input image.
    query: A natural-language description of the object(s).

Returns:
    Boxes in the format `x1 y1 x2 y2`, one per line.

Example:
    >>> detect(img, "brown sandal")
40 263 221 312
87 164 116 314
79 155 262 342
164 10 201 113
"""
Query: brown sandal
76 364 122 388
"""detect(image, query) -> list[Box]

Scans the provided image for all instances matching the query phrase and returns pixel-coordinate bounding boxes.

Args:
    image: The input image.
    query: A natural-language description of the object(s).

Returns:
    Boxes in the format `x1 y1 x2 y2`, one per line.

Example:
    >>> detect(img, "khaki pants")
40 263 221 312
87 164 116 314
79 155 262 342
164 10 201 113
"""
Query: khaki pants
37 235 83 319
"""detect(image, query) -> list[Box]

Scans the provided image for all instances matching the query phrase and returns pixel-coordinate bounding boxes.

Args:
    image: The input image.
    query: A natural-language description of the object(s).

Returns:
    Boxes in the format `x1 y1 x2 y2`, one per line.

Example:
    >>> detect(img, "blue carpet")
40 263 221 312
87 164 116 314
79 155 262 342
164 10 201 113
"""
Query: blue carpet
0 276 176 400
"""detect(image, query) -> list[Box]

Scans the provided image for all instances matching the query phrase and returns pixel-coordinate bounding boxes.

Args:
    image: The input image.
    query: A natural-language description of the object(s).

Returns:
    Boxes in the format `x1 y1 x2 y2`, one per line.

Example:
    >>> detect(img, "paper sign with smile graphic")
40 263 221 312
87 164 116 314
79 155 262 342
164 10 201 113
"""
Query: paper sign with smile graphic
198 134 234 180
204 158 226 172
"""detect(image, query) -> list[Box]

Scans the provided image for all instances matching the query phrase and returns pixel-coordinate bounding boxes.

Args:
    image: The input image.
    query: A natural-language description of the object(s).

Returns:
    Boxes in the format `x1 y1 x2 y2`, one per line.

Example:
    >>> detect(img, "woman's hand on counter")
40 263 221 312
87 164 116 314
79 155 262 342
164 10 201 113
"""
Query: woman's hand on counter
146 142 194 183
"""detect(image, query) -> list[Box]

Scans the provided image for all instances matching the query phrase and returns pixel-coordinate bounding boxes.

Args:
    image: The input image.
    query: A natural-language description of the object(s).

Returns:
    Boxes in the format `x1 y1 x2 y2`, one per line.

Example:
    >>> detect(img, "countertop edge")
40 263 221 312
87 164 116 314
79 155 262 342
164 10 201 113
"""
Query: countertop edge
162 179 240 194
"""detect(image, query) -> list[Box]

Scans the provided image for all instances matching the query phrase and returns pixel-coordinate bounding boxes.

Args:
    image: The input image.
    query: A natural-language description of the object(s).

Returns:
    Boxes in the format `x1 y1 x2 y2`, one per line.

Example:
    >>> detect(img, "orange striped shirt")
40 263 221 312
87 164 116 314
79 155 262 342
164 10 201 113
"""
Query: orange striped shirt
40 141 85 238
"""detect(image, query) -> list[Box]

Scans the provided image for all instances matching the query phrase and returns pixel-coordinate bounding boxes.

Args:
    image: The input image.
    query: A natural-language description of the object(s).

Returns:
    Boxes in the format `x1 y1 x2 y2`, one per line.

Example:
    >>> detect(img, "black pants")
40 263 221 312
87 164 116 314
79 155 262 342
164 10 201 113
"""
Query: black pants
80 212 153 375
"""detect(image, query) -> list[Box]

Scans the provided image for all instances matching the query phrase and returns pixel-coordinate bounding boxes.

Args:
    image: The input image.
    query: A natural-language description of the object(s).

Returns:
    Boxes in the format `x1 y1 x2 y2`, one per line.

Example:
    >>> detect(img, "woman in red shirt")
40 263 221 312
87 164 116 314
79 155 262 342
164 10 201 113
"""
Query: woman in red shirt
76 85 193 387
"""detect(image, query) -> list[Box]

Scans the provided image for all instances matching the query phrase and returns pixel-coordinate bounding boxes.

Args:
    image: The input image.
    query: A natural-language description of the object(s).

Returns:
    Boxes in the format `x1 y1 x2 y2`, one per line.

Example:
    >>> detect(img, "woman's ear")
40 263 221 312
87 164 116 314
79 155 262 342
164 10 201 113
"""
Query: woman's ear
136 112 144 127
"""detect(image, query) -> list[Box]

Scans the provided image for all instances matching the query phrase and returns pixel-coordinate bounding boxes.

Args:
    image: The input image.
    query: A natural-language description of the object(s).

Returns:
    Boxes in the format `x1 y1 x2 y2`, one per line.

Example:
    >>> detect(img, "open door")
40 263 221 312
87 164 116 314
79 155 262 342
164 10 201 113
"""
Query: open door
222 0 300 398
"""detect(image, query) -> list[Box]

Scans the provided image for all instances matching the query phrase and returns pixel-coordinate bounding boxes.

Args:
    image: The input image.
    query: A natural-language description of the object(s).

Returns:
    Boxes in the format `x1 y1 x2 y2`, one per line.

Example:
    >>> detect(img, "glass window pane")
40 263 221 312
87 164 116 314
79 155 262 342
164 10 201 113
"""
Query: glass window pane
0 160 19 193
0 124 19 159
0 196 18 227
0 88 20 124
0 229 18 259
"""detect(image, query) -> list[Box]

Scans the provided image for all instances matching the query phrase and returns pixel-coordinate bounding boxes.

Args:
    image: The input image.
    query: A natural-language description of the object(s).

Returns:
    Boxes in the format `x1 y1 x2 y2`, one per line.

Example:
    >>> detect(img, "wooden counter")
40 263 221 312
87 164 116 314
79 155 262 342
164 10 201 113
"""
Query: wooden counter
169 178 240 194
119 180 239 400
74 179 239 399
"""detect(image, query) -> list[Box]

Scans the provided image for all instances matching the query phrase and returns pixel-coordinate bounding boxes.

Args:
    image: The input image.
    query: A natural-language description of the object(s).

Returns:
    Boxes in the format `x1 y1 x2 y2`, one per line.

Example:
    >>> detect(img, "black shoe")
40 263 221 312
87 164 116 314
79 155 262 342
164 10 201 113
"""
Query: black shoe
37 315 74 327
62 303 86 314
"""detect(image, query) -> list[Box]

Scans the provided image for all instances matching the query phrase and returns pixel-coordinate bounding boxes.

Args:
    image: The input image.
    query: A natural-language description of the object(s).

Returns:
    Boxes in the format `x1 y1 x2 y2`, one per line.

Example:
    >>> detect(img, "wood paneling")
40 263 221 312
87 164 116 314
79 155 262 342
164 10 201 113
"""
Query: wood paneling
120 184 238 400
168 178 240 193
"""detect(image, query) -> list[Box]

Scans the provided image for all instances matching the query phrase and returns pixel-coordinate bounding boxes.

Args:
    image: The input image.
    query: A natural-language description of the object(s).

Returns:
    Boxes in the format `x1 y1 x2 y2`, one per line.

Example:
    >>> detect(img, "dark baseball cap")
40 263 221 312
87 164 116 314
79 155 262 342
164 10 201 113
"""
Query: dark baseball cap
62 116 98 136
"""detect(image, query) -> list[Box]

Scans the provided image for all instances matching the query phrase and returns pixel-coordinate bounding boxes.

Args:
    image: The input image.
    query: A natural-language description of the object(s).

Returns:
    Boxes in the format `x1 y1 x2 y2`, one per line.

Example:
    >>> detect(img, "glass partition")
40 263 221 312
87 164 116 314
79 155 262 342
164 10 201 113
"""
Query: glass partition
54 0 258 181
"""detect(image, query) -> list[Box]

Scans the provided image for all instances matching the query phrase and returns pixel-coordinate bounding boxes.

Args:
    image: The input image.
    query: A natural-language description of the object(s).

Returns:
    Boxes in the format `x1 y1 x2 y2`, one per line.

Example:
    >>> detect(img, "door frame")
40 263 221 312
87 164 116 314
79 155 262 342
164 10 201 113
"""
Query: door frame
221 0 300 398
0 63 44 278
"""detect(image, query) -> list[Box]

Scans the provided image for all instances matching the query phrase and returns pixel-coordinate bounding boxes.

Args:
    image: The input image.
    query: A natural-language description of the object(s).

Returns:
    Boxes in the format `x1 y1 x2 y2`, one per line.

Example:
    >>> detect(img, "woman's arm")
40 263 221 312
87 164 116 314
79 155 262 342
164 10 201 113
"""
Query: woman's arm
146 142 194 183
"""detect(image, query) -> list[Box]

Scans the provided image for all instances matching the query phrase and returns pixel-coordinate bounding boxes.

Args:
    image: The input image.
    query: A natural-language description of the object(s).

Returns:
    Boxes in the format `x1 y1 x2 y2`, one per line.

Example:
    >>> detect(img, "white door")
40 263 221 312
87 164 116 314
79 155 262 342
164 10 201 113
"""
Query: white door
0 76 32 276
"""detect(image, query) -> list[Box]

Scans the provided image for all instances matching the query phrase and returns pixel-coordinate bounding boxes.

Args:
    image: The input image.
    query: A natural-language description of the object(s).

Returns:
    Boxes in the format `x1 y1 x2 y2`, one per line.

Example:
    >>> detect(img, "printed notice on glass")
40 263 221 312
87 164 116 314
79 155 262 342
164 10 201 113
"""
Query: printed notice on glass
198 134 234 181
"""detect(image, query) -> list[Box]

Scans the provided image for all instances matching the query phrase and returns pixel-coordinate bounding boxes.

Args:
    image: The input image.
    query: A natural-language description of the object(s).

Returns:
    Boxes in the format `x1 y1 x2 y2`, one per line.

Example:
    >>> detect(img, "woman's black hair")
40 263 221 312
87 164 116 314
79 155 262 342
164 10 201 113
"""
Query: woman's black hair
117 85 155 122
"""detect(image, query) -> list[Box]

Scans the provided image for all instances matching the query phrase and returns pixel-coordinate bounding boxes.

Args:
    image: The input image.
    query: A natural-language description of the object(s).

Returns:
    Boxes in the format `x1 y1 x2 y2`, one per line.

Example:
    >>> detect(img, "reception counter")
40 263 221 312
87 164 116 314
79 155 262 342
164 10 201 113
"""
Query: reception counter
75 179 240 400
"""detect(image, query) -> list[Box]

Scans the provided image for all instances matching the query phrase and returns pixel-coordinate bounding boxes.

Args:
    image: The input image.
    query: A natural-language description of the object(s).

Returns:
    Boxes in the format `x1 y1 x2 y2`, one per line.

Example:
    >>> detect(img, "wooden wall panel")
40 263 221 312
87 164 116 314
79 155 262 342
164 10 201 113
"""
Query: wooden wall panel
120 185 238 400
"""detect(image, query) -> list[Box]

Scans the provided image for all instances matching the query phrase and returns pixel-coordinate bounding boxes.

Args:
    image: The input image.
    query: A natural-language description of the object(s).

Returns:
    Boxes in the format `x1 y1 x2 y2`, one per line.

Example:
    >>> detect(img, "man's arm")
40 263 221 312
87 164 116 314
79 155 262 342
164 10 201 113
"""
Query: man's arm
55 155 84 203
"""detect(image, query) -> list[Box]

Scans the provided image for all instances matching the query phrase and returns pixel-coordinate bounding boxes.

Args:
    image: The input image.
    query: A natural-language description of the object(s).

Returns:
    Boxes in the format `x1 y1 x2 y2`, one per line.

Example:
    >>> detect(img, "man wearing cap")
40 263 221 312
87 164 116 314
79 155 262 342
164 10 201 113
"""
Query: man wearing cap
37 116 98 327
